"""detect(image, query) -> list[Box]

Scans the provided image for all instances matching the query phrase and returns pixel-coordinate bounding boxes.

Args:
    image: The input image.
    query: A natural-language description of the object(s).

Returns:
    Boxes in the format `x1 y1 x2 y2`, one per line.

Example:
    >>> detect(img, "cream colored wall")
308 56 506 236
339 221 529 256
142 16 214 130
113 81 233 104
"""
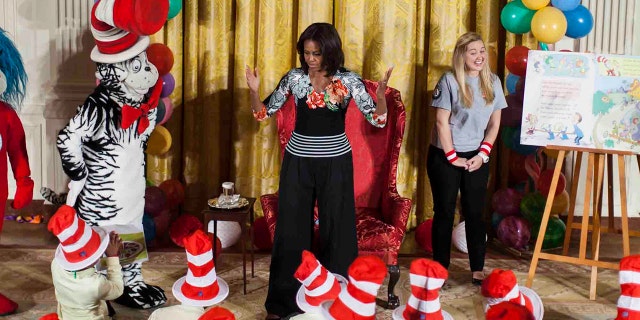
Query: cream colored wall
0 0 95 200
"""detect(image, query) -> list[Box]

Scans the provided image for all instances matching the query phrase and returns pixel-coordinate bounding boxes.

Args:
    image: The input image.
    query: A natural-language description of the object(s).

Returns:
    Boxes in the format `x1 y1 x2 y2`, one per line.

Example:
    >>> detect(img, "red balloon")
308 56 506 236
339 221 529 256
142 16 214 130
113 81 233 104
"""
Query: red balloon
496 216 531 250
159 179 185 208
145 186 167 217
146 43 174 76
153 209 172 235
415 219 433 253
169 214 203 247
252 217 273 251
537 169 566 196
508 152 530 184
506 46 530 77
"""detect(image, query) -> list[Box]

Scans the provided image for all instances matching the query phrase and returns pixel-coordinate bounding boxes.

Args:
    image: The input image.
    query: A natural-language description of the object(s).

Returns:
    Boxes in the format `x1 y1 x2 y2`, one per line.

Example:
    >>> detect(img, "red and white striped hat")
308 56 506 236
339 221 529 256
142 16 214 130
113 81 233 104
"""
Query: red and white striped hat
48 205 110 271
392 258 453 320
319 255 387 320
198 306 236 320
617 255 640 320
294 250 346 313
172 229 229 306
481 269 544 320
485 301 535 320
90 0 168 63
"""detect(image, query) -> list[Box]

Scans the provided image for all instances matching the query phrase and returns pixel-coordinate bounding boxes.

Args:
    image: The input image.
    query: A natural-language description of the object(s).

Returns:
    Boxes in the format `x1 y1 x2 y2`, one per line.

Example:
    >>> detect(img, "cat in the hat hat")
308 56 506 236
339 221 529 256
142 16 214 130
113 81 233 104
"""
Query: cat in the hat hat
291 250 347 316
0 26 35 317
485 301 534 320
392 258 454 320
48 205 124 319
148 230 229 320
617 254 640 320
56 0 169 309
481 269 544 320
319 255 388 320
198 306 236 320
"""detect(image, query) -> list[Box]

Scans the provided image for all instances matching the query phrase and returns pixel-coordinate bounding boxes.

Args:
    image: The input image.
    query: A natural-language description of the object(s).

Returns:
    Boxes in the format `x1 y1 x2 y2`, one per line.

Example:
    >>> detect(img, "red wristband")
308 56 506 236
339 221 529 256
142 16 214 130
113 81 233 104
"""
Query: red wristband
479 141 492 156
445 150 458 164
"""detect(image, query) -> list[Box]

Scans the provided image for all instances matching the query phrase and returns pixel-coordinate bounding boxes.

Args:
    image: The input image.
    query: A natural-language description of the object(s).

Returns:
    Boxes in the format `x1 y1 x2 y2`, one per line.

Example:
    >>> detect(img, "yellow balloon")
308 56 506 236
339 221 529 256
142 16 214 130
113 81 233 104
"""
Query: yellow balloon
551 189 570 216
522 0 550 10
531 7 568 44
146 125 172 156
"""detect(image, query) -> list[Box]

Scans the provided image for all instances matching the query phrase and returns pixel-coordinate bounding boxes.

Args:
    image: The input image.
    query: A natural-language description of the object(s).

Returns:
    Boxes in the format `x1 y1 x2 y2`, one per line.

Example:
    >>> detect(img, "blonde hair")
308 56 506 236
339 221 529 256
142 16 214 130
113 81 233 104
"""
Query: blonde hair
452 32 495 108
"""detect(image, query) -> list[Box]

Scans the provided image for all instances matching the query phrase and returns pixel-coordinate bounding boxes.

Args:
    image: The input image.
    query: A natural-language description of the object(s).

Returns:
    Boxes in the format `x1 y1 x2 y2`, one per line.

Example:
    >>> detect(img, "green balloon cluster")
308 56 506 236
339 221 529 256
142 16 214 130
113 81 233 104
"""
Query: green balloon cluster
531 216 566 249
520 192 547 225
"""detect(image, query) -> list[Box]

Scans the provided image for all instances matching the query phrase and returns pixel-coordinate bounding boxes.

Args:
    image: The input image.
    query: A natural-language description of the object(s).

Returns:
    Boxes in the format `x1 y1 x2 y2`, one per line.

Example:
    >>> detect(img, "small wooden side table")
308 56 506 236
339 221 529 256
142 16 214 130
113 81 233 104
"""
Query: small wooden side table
202 197 256 295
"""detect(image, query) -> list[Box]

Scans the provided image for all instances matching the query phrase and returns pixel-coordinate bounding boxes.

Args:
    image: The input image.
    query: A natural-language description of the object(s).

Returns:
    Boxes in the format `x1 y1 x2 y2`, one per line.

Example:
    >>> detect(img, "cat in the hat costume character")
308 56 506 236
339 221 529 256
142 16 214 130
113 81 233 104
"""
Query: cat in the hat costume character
56 0 168 309
0 27 35 316
148 229 229 320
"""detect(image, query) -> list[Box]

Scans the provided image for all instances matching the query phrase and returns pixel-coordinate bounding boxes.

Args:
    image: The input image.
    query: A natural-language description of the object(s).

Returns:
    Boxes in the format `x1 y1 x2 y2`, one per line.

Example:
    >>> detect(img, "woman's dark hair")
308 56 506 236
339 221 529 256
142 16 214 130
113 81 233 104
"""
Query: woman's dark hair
296 23 344 76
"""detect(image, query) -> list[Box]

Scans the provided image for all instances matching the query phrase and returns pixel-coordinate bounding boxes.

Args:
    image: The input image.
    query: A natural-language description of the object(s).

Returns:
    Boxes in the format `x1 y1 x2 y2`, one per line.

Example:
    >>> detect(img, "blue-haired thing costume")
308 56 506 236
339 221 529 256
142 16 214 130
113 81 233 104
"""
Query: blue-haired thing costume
0 27 34 316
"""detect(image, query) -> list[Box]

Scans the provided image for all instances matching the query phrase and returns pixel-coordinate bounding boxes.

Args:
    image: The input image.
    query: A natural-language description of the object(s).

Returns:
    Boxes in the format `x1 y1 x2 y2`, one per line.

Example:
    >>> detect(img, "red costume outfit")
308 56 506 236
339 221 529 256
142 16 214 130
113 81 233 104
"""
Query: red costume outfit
0 101 33 233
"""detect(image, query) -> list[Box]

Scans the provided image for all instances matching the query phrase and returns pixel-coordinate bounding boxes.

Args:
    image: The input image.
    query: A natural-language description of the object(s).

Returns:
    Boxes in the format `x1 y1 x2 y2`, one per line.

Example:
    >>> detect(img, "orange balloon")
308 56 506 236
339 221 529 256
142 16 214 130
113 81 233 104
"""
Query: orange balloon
146 125 172 156
531 7 567 44
551 189 570 215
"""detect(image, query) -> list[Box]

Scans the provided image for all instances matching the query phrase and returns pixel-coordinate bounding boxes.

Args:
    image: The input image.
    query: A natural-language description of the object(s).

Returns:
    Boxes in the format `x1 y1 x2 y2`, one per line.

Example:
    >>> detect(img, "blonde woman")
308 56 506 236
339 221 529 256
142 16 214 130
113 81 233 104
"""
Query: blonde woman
427 32 507 286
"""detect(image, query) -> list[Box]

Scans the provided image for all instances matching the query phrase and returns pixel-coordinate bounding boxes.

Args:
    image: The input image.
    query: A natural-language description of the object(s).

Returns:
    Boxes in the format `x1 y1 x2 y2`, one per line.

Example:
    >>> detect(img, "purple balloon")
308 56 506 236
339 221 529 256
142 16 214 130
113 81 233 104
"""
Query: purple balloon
492 188 523 217
497 216 531 250
502 95 524 127
160 73 175 98
145 186 167 217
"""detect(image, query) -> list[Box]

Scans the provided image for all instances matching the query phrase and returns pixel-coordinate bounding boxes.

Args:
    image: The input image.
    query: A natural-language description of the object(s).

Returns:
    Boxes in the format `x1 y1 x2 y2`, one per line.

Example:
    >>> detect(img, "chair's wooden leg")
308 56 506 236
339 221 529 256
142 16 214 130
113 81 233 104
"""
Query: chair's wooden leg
386 264 400 309
562 151 582 256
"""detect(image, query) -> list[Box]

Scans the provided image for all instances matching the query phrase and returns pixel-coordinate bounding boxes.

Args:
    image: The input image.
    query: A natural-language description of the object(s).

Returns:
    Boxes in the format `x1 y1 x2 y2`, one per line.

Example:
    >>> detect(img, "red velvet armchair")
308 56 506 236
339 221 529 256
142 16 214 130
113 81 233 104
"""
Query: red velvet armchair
260 79 411 308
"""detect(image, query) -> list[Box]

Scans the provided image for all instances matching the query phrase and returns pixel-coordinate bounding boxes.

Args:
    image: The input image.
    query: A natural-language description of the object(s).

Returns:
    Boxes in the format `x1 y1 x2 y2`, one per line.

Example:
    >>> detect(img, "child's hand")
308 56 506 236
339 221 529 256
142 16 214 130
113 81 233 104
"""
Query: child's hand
105 231 122 258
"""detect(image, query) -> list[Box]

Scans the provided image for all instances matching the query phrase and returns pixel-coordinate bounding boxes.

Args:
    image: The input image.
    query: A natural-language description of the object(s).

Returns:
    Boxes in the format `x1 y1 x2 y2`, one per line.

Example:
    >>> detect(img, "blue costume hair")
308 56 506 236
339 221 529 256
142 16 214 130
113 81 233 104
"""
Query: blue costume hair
0 28 28 108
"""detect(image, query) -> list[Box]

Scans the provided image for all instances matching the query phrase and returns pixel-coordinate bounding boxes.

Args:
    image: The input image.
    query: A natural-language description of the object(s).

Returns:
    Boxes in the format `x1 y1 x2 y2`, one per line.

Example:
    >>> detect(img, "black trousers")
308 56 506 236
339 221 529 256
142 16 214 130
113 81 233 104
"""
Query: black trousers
427 145 489 272
265 151 358 316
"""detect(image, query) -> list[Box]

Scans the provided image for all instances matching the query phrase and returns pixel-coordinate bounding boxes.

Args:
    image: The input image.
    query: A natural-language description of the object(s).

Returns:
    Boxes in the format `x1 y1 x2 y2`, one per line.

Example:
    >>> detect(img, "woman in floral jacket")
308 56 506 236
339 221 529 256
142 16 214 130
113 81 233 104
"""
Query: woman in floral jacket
245 23 392 319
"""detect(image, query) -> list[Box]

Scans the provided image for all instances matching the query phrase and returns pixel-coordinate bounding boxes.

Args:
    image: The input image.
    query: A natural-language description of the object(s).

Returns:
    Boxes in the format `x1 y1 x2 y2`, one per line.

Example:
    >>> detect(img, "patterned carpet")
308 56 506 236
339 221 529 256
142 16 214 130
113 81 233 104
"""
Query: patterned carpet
0 248 619 320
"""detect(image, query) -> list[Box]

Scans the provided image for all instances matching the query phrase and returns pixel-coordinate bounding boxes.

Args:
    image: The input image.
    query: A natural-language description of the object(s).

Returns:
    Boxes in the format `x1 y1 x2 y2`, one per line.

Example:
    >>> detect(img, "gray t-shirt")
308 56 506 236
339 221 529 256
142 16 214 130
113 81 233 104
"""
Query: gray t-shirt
431 72 507 152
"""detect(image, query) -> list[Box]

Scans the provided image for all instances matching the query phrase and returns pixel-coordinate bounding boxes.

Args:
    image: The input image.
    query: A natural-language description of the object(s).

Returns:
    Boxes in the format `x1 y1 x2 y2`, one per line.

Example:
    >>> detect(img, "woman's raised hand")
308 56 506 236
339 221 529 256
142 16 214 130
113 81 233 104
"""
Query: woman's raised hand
245 65 260 93
376 66 394 97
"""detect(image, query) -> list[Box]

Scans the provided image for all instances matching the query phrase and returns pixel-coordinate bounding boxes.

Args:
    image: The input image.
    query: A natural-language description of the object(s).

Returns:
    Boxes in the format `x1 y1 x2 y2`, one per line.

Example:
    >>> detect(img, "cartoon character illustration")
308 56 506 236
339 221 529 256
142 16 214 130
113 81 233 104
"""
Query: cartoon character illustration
0 28 35 316
603 131 615 148
525 113 538 135
56 0 169 309
597 56 620 77
543 124 555 140
629 79 640 100
632 117 640 142
593 91 615 115
573 112 584 145
560 126 569 140
545 55 556 69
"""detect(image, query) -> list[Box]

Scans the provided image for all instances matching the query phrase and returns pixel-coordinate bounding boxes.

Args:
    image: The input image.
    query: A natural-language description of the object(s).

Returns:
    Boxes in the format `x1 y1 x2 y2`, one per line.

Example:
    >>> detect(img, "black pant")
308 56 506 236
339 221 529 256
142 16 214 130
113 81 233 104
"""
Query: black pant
426 145 489 272
265 151 358 316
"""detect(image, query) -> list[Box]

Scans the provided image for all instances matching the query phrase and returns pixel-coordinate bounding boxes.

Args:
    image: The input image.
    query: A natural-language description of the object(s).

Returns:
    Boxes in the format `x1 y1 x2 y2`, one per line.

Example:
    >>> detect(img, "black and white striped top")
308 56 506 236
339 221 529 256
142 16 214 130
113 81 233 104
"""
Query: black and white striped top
286 132 351 157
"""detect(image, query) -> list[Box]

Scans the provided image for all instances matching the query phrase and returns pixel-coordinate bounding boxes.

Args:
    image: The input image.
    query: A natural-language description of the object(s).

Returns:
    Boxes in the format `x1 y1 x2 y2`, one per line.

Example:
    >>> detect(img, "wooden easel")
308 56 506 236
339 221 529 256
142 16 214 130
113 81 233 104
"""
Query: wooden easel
526 145 639 300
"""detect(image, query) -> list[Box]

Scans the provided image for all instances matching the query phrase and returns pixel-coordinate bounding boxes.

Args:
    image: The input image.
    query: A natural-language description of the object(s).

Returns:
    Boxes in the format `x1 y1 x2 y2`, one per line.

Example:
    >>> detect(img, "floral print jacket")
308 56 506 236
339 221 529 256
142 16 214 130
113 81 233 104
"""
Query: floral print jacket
252 68 387 128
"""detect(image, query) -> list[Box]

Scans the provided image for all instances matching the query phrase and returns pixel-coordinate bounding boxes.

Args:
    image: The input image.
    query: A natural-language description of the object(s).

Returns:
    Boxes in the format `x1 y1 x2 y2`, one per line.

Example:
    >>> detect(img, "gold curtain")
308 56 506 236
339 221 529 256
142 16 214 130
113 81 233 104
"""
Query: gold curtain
147 0 534 227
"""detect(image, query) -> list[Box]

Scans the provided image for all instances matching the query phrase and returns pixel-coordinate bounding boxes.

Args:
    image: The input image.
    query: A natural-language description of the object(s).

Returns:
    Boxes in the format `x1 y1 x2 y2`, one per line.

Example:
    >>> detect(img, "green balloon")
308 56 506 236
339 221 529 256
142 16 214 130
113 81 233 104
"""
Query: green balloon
531 216 566 249
168 0 182 20
501 0 535 34
501 126 517 150
520 192 546 225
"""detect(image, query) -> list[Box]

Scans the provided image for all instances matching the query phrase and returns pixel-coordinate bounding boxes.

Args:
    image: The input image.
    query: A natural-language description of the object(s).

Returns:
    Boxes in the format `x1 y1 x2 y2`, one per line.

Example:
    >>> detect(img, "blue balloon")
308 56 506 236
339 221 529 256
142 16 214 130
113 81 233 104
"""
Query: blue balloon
551 0 580 12
511 127 538 155
143 214 157 243
564 5 594 39
506 74 520 94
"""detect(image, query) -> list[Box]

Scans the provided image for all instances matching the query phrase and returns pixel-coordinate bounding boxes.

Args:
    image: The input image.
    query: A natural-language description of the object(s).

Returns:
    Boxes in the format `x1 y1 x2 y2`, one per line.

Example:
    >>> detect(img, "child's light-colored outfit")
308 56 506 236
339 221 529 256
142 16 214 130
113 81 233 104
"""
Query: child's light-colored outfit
51 257 123 319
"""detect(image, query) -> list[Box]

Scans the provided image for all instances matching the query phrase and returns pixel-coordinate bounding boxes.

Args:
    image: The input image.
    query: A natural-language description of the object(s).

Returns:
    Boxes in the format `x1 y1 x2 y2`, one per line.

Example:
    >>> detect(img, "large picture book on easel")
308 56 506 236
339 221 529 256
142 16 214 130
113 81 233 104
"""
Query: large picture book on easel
520 50 640 153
